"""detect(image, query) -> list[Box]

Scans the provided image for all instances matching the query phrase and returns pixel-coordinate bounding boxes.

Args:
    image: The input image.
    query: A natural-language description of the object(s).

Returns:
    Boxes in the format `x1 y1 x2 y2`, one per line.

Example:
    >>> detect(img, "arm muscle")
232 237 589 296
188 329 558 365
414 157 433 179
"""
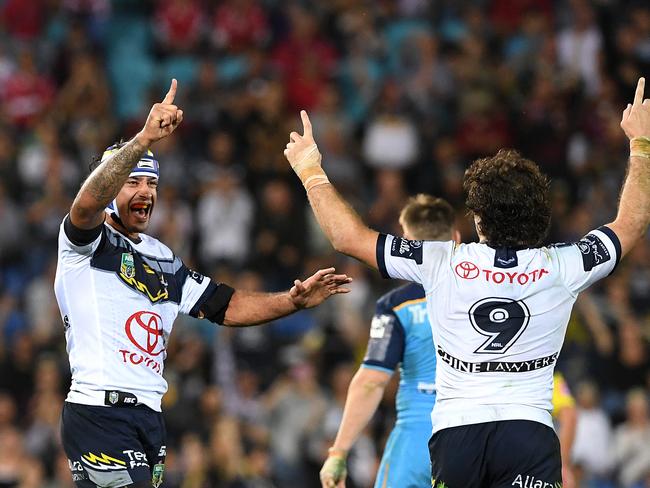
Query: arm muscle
307 184 379 268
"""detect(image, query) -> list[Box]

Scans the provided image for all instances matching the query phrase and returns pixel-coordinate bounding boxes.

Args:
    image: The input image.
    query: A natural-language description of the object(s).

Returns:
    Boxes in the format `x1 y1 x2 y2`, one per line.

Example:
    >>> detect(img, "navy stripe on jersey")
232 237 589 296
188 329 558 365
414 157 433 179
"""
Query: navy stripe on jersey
597 225 621 270
90 229 184 305
376 233 389 279
363 312 405 371
63 215 103 246
362 283 426 371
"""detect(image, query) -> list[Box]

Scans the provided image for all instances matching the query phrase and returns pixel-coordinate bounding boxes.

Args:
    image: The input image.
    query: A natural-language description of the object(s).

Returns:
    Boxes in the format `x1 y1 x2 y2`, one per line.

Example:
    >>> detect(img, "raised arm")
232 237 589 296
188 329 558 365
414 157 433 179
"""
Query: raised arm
70 79 183 229
284 111 379 269
221 268 351 326
608 77 650 257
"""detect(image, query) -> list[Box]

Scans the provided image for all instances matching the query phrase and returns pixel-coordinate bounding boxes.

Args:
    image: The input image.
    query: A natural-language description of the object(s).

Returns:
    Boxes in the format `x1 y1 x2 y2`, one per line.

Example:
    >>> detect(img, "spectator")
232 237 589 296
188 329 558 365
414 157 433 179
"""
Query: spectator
2 50 54 129
612 389 650 487
572 381 614 486
263 357 327 486
212 0 269 52
154 0 205 54
362 80 419 170
556 0 602 95
197 169 254 270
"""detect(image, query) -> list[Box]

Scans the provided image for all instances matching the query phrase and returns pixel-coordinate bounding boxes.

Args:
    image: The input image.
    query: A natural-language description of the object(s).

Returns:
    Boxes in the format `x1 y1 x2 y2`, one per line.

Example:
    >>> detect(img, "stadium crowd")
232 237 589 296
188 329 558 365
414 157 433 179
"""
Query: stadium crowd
0 0 649 487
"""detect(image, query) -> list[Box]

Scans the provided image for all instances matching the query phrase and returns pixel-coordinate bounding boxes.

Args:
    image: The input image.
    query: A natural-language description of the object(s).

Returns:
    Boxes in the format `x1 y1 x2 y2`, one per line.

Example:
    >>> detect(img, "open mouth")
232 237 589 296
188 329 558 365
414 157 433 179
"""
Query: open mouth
130 202 151 220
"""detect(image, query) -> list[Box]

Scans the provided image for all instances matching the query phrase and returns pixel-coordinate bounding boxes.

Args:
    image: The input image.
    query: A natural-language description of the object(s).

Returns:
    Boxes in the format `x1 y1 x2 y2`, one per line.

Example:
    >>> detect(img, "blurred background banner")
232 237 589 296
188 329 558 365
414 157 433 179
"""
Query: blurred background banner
0 1 648 487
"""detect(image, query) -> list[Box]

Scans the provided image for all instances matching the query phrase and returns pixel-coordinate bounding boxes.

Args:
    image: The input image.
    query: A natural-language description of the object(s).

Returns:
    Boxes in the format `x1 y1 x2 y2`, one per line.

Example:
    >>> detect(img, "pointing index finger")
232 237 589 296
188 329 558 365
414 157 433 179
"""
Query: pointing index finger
301 110 313 138
633 77 645 107
162 78 177 105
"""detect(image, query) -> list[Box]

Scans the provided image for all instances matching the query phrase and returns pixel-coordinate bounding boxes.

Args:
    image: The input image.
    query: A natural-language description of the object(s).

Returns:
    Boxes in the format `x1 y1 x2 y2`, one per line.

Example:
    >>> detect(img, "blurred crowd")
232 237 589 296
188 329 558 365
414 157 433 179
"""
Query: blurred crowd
0 0 649 487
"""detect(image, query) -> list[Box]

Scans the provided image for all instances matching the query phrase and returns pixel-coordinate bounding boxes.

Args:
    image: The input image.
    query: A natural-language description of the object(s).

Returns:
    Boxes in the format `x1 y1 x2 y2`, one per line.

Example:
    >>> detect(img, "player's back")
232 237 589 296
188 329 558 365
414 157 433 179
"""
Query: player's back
376 283 437 426
377 227 620 433
365 283 437 488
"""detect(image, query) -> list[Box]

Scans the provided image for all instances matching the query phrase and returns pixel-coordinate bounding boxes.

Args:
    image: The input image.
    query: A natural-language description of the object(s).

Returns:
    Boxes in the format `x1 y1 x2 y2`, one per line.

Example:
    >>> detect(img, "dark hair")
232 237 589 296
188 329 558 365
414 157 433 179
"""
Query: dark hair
463 149 551 247
399 194 454 240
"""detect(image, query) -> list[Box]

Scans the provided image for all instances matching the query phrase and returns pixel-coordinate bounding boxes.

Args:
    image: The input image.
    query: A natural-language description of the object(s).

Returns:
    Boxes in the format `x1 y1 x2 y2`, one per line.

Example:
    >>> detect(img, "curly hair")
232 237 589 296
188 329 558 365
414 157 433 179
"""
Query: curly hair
463 149 551 247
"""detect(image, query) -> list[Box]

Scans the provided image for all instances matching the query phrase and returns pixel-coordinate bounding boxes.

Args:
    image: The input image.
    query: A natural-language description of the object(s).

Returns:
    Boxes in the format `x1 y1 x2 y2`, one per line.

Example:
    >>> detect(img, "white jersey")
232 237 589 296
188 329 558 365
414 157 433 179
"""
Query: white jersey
376 227 620 434
55 217 218 411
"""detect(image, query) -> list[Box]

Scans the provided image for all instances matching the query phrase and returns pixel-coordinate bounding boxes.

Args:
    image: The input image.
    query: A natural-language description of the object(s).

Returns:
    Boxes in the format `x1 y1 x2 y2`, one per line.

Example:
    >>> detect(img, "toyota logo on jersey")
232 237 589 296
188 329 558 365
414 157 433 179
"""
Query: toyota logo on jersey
125 311 165 356
455 261 480 279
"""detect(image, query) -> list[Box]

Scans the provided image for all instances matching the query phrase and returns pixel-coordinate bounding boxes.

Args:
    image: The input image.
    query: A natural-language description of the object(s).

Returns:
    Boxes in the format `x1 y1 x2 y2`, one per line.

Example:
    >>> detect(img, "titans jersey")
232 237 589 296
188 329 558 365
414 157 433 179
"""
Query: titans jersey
362 283 436 425
376 227 620 434
55 217 220 411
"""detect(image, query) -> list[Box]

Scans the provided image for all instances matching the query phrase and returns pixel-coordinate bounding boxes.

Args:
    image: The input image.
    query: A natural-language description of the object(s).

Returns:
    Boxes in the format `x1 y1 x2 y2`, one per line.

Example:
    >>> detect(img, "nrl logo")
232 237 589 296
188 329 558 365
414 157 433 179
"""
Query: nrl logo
121 253 135 279
152 463 165 488
108 391 119 405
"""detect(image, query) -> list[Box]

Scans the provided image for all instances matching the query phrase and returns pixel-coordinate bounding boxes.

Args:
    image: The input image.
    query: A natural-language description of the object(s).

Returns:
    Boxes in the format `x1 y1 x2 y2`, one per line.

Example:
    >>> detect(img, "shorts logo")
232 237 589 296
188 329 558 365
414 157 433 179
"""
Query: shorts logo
125 311 165 356
512 474 561 487
123 450 150 469
120 253 135 279
455 261 480 279
68 460 89 481
80 452 127 471
108 391 119 405
152 463 165 488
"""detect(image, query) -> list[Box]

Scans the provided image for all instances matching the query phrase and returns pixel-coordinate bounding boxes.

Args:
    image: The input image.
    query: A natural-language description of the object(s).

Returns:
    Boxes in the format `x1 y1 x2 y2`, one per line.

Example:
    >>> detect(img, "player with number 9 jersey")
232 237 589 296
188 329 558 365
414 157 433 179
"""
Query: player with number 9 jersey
285 77 650 488
376 227 618 435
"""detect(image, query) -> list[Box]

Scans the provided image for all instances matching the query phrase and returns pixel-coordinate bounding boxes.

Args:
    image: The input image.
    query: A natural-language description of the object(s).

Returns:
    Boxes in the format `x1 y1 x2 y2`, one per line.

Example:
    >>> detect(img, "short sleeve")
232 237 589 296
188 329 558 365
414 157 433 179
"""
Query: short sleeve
376 233 453 289
361 301 405 374
58 215 105 263
554 226 621 295
174 262 214 316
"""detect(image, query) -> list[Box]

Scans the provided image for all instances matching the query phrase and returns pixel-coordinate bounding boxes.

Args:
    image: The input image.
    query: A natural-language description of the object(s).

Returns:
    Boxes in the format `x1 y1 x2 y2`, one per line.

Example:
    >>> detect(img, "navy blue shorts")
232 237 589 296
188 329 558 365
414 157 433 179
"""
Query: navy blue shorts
61 402 166 488
429 420 561 488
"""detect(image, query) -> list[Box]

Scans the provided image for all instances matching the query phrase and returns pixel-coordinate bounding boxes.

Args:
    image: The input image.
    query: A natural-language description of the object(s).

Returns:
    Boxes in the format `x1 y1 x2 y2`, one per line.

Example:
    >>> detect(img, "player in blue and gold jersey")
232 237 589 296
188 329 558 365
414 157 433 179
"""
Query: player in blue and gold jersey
320 195 458 488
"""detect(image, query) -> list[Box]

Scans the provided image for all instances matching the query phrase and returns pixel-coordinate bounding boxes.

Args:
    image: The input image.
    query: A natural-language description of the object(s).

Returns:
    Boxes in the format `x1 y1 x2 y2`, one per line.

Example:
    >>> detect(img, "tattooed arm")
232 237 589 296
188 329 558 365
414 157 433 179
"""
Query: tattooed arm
70 137 149 228
69 79 184 229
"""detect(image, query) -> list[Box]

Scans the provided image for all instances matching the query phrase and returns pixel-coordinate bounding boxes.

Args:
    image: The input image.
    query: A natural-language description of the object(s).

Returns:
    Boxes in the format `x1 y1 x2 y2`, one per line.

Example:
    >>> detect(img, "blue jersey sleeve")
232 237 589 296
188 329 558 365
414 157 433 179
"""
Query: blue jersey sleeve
361 300 405 374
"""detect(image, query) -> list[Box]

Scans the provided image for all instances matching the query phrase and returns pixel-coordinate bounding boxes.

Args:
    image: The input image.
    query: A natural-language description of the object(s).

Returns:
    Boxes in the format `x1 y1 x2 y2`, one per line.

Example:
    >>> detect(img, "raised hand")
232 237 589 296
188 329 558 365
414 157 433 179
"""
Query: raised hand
621 77 650 140
137 79 184 146
284 111 329 191
289 267 352 309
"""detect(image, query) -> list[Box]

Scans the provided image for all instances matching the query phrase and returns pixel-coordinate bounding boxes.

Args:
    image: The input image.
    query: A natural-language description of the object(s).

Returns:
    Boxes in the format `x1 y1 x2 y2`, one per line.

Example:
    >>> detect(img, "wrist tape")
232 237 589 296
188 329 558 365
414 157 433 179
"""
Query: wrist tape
292 144 330 191
631 136 650 159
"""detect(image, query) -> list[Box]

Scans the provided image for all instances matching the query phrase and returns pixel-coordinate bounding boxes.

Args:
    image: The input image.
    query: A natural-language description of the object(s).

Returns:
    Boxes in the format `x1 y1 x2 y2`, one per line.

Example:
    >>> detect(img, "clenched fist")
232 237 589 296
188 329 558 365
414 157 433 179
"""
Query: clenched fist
136 79 184 147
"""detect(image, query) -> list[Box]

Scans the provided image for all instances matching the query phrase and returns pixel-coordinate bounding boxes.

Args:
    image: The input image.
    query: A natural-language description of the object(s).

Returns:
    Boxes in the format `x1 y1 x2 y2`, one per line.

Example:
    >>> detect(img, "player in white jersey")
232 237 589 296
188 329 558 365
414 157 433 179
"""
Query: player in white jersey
284 77 650 487
55 79 352 488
